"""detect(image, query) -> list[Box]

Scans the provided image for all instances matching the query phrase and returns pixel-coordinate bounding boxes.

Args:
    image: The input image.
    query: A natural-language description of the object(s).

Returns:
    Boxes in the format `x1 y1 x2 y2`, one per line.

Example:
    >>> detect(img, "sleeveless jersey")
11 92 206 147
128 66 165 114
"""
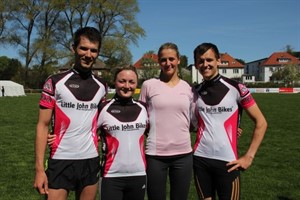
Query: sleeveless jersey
39 68 107 159
193 74 255 162
98 96 149 177
139 78 194 156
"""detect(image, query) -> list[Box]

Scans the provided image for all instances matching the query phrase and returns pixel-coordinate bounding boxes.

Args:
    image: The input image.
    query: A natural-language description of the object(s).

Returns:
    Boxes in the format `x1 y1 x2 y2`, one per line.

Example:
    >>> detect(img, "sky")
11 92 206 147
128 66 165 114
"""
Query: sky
0 0 299 65
130 0 300 64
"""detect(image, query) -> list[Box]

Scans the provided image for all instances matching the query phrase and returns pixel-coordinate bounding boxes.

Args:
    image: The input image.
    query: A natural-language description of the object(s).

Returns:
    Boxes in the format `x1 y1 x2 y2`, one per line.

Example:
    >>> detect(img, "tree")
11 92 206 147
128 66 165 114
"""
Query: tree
102 37 133 68
91 0 145 63
235 58 245 65
29 62 57 88
179 55 188 78
0 56 22 81
54 0 145 63
271 64 300 86
7 0 42 86
0 0 11 42
285 44 294 54
284 44 300 58
3 0 145 88
34 0 63 67
140 56 160 82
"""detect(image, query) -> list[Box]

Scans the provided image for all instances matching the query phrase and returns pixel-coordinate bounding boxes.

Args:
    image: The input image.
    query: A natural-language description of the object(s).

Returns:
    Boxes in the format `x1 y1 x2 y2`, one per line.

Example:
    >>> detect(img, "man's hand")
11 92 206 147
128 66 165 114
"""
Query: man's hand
33 171 49 195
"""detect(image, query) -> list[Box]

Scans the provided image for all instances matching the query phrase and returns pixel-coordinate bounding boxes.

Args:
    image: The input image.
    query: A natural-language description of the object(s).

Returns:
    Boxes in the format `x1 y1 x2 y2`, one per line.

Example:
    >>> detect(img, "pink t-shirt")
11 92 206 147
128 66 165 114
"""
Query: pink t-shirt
139 78 194 156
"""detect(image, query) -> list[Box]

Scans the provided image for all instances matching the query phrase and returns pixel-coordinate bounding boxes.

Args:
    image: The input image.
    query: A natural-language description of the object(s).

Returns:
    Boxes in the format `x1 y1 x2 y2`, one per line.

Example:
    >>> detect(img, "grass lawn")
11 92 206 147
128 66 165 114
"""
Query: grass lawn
0 93 299 199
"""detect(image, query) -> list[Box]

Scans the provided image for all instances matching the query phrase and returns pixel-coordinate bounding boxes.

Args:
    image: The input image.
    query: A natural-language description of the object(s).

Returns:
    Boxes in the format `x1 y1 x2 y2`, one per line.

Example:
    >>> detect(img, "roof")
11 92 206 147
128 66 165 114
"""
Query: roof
133 53 159 69
260 52 300 66
219 53 244 68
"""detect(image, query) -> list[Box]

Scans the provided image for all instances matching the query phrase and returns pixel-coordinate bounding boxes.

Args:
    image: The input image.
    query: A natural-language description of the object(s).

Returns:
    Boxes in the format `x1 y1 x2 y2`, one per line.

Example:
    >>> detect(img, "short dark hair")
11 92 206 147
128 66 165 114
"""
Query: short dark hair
193 42 220 64
73 27 101 49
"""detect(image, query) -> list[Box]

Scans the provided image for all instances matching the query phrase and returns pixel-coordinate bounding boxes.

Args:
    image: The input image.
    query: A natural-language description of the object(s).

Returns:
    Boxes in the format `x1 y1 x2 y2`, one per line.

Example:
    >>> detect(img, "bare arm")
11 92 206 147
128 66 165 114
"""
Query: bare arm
227 104 267 172
33 108 52 194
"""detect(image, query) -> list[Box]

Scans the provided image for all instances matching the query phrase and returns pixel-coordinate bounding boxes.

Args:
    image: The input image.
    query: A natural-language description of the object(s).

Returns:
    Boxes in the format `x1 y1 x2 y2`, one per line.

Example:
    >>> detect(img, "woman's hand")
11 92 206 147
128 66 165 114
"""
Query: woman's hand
47 133 56 146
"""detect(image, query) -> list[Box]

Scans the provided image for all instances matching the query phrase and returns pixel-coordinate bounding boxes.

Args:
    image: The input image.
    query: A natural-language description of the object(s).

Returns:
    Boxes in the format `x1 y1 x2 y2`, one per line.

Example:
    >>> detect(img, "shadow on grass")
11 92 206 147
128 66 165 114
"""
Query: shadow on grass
277 196 294 200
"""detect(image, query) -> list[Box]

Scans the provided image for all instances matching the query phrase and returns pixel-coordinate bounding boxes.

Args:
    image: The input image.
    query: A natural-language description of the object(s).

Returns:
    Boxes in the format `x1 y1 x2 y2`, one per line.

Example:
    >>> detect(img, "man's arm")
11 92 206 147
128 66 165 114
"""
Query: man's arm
33 108 52 194
227 103 267 172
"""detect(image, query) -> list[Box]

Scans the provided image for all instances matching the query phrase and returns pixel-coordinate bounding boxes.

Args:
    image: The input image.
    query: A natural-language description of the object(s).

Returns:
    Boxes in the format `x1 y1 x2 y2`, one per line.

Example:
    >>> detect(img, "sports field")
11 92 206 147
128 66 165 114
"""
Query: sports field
0 93 299 199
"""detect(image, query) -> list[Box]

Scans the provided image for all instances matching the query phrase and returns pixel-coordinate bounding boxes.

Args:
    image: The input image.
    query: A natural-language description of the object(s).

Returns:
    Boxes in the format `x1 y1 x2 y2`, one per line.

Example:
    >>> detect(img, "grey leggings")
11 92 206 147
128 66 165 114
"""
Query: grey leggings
146 152 193 200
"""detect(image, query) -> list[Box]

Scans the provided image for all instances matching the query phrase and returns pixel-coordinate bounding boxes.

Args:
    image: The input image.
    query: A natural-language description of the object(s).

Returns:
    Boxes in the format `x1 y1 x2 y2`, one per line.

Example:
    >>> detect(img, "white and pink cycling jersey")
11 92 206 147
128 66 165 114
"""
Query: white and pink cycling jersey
98 96 149 177
39 68 107 160
193 74 255 162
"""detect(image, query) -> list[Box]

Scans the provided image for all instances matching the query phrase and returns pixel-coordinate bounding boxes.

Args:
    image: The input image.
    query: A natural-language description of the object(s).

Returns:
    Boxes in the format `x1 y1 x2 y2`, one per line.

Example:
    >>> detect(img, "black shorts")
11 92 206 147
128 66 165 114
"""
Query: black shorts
100 175 146 200
193 156 240 200
46 157 100 192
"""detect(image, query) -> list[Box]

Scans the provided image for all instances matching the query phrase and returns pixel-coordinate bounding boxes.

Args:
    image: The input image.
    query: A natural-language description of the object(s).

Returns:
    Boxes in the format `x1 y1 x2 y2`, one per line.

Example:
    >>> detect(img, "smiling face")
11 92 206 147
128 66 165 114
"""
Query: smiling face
115 69 138 99
195 48 220 81
73 36 100 69
159 48 180 78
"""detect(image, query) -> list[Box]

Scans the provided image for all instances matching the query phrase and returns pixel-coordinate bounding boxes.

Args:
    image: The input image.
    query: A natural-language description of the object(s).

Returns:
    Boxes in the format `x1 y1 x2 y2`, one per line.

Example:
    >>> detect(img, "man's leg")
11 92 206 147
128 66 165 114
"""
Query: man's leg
76 157 100 200
47 188 68 200
78 183 98 200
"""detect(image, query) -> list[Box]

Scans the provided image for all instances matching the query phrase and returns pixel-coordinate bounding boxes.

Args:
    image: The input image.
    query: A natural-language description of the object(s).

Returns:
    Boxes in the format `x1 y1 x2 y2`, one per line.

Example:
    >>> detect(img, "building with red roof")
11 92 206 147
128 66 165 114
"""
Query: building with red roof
245 52 300 82
133 53 160 80
134 51 300 84
218 53 245 79
133 53 159 69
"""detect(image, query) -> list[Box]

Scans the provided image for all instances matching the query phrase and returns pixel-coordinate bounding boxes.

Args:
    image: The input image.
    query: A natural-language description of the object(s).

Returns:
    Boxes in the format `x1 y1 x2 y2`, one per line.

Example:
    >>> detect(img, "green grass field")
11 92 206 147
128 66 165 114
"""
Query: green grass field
0 93 299 199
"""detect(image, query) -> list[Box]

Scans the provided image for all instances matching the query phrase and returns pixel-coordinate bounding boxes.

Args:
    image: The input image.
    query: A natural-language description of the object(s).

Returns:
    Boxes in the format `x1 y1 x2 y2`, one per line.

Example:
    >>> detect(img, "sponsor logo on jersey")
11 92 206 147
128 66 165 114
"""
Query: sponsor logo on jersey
199 106 233 114
238 83 249 96
60 101 97 110
241 95 254 106
201 91 208 95
43 79 54 94
111 109 121 113
41 93 52 103
107 122 147 131
69 84 80 88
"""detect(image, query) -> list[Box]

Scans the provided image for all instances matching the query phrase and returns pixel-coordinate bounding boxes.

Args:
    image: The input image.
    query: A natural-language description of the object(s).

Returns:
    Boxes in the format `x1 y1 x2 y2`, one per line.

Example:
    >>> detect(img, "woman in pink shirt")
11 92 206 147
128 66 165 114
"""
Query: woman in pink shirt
139 42 195 200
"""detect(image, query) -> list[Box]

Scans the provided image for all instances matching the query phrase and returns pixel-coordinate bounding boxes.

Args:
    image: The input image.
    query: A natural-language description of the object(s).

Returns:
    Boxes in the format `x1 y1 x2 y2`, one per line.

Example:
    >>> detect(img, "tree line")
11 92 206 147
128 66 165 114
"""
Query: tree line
0 0 145 88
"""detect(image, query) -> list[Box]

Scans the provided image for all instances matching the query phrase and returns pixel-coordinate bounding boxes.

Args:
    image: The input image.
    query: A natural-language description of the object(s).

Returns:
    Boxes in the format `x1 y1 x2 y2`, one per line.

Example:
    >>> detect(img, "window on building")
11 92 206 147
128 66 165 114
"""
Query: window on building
233 69 239 73
277 58 291 63
222 69 227 74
